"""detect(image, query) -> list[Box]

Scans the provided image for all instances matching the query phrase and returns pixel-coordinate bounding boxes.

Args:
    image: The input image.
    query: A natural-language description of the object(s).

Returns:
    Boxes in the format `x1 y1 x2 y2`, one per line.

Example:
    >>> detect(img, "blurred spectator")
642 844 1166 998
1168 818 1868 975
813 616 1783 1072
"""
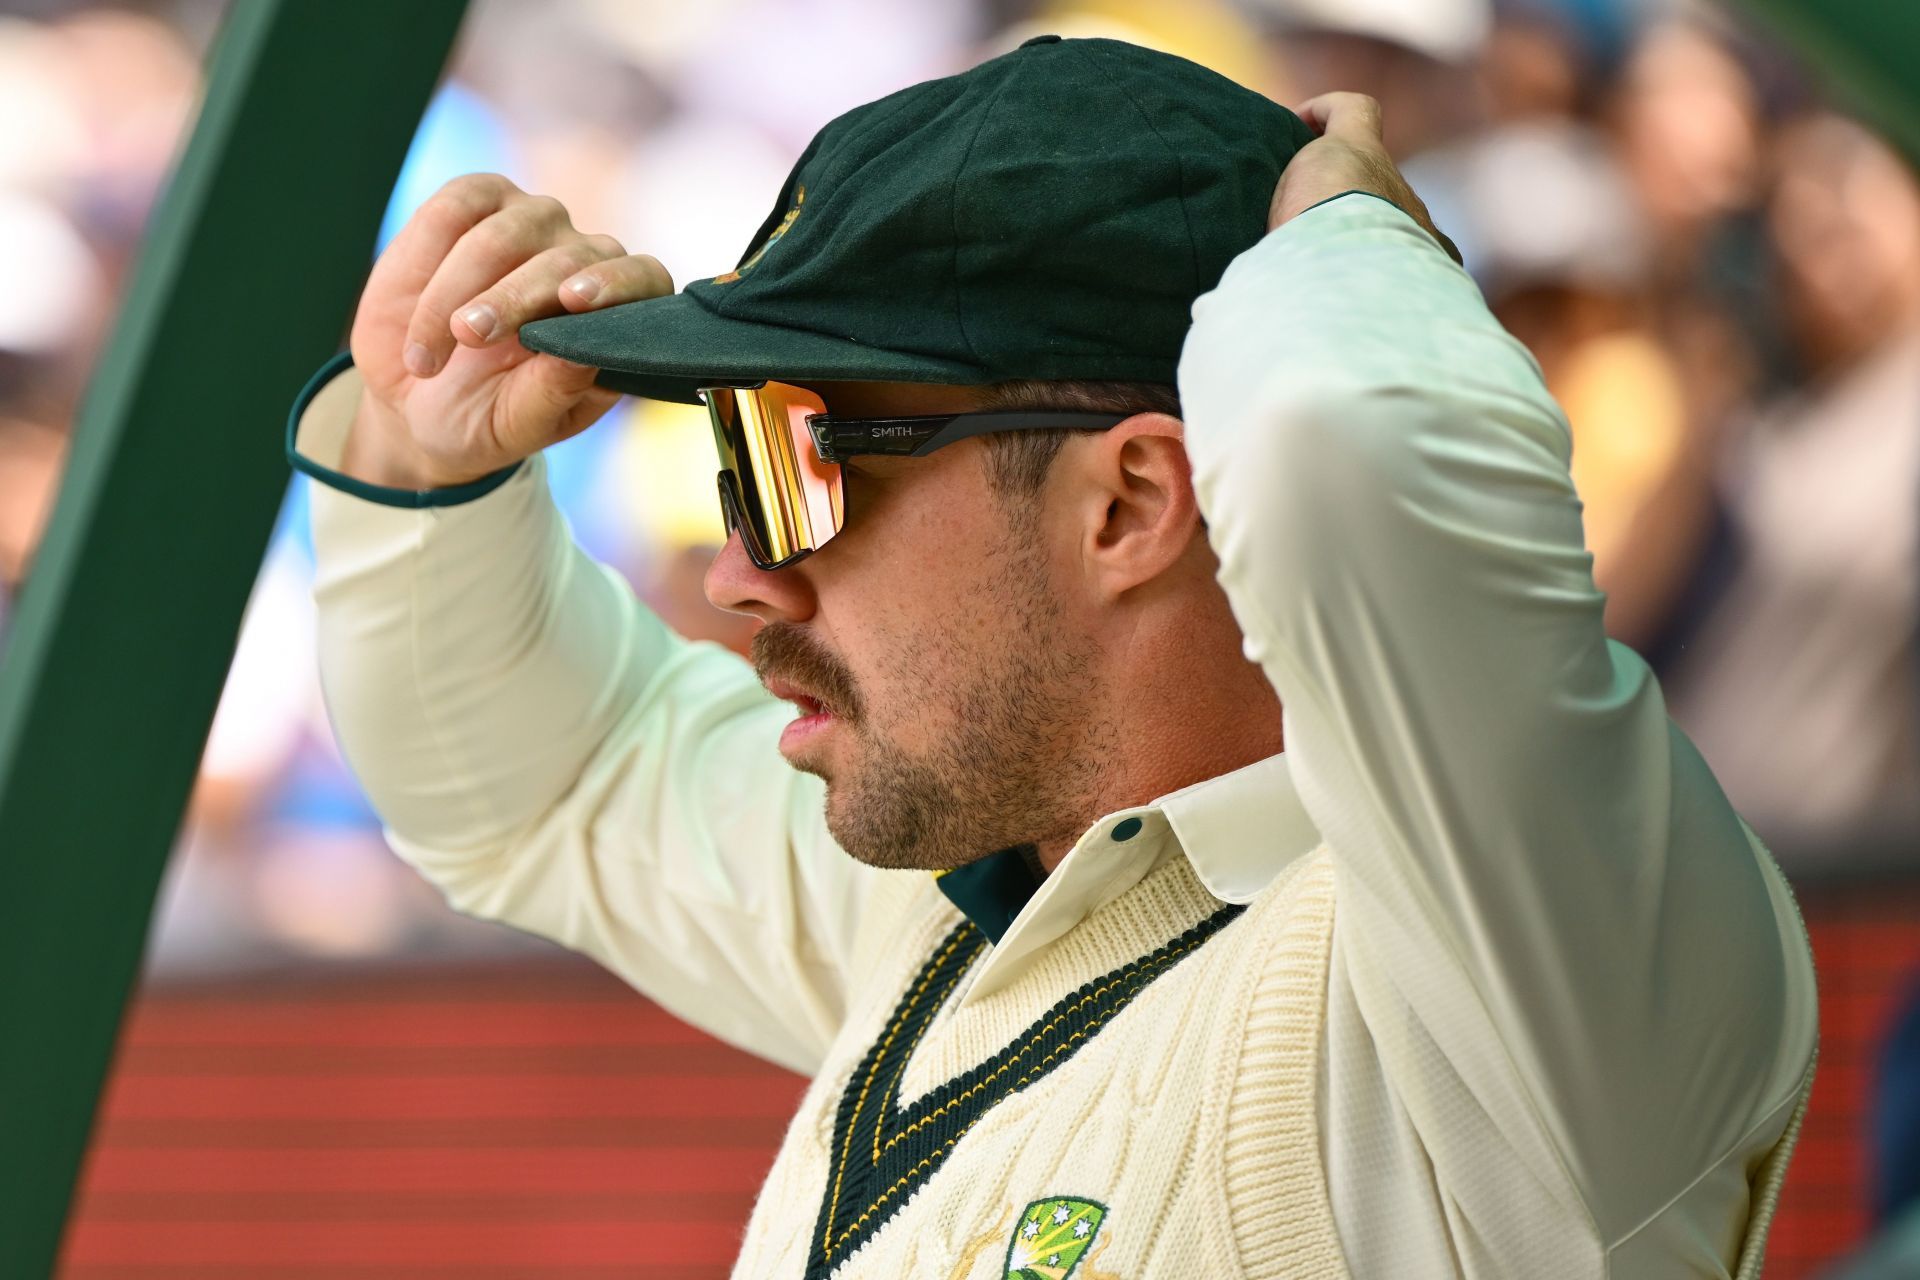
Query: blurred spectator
1609 17 1785 435
1575 17 1778 649
1479 5 1589 125
1658 114 1920 851
1614 18 1767 285
1243 0 1489 156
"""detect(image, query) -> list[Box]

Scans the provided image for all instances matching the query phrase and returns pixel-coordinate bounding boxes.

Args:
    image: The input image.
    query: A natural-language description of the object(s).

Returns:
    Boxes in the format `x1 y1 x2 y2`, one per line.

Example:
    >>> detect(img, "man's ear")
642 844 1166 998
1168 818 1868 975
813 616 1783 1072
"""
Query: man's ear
1071 413 1200 599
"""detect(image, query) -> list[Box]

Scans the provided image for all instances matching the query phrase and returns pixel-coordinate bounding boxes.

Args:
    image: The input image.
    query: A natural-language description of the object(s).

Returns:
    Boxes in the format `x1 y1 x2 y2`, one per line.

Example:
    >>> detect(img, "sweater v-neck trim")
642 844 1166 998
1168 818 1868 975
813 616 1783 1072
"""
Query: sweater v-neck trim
804 901 1246 1279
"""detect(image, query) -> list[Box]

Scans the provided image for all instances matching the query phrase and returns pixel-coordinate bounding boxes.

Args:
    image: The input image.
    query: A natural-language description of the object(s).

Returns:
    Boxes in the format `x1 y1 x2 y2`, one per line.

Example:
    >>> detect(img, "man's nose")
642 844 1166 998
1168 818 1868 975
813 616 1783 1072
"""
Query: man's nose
704 527 818 624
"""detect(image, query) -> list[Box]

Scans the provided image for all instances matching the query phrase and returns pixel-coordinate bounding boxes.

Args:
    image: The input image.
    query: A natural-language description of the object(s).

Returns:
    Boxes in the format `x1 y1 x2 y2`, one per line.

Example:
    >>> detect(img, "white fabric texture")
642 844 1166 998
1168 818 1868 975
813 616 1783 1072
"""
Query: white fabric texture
302 192 1818 1277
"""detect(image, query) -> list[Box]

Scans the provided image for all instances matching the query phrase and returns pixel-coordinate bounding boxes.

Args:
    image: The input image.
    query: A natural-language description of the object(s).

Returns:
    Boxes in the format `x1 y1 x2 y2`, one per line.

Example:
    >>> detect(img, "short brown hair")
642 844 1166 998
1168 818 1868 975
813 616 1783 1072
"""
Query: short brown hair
972 378 1183 504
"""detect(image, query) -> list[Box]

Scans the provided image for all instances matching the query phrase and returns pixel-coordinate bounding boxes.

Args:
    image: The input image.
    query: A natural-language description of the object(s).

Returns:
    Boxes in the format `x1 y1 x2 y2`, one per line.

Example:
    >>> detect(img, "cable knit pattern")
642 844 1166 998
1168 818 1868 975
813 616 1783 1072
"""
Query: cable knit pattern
1226 852 1348 1278
729 847 1345 1278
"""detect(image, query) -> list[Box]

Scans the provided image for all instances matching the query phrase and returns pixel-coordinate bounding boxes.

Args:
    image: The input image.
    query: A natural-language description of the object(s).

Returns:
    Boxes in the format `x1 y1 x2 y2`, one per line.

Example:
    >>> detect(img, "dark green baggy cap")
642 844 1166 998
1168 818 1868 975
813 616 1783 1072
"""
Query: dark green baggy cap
517 35 1315 404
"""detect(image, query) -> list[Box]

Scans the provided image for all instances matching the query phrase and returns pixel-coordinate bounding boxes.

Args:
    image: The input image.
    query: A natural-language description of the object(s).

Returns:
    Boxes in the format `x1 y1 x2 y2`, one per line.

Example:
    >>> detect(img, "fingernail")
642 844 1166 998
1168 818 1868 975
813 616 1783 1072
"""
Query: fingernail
565 275 601 303
459 303 499 342
403 342 436 377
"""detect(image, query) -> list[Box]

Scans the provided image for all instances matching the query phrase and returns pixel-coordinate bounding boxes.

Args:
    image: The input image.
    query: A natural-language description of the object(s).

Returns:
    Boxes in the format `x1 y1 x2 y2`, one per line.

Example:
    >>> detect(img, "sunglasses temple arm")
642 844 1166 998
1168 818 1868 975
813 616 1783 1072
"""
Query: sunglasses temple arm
809 417 945 462
812 411 1130 461
907 411 1133 456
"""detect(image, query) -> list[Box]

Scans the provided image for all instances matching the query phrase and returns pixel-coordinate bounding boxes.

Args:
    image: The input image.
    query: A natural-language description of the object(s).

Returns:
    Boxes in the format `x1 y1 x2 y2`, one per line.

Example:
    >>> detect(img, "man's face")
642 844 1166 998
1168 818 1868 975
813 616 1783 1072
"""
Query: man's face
703 380 1119 873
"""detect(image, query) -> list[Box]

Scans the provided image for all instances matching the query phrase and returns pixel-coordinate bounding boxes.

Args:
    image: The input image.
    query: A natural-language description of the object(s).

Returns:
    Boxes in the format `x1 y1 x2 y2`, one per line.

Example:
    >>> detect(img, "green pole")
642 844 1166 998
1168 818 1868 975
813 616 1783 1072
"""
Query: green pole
0 1 466 1272
1735 0 1920 165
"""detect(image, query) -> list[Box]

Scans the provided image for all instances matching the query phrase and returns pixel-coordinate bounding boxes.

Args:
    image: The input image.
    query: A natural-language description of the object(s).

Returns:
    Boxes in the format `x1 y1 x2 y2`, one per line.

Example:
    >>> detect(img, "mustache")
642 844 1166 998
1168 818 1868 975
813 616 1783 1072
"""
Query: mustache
752 622 863 722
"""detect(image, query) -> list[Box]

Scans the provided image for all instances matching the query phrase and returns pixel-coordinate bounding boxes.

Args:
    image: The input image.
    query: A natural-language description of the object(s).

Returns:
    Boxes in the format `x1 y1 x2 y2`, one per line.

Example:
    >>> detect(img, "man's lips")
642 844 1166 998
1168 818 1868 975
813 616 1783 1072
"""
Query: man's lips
765 675 844 756
763 676 838 719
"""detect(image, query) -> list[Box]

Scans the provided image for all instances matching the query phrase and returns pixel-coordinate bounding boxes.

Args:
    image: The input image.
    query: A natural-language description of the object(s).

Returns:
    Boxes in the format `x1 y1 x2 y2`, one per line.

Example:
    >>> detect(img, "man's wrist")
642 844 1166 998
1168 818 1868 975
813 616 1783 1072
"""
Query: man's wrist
338 395 486 491
286 354 524 511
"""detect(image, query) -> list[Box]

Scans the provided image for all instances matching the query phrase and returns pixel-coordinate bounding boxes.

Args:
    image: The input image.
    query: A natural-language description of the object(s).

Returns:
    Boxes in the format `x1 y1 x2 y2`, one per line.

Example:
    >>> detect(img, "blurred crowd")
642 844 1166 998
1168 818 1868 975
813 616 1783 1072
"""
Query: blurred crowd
2 0 1918 1204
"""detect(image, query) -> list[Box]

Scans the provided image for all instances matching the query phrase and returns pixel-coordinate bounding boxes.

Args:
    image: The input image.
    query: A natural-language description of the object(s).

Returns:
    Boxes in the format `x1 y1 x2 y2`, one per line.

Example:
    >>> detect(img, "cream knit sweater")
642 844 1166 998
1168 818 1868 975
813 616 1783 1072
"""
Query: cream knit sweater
733 847 1348 1280
725 838 1802 1279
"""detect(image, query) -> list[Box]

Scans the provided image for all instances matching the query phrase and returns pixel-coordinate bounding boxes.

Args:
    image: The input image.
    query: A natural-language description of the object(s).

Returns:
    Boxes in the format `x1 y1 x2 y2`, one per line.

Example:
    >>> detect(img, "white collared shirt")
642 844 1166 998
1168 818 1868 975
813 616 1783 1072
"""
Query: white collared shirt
302 193 1816 1277
965 752 1318 1002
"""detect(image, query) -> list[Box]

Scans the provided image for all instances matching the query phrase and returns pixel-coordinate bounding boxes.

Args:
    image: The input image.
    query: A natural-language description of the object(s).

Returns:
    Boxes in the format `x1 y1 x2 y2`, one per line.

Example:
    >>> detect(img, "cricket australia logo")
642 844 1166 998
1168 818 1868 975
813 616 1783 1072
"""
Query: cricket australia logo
1004 1197 1108 1278
713 183 805 283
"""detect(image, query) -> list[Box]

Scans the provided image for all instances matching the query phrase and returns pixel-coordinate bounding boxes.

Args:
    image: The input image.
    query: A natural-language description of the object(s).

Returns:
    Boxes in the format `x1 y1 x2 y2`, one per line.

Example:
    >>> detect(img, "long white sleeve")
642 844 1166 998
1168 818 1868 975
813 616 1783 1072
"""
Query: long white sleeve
1179 193 1817 1268
301 366 877 1074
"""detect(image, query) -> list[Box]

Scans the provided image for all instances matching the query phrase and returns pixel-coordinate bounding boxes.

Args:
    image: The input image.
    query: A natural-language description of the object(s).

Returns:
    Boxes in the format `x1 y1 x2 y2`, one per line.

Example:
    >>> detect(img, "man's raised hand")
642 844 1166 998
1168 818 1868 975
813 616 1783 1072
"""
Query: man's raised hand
342 173 672 490
1268 92 1461 264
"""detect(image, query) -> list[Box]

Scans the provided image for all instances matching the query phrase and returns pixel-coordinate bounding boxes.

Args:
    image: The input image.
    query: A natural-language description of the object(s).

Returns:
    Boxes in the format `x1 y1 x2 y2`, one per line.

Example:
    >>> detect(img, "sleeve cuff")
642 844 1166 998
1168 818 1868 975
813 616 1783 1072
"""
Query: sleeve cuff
1296 187 1390 218
1286 189 1461 264
285 352 525 509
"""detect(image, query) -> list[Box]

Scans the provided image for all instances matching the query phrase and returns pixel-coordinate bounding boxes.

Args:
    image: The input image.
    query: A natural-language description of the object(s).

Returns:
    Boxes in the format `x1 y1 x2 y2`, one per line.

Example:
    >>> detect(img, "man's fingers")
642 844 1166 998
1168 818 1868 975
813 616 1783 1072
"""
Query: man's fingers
363 173 517 321
447 237 622 349
1294 92 1383 148
402 196 572 376
559 251 675 311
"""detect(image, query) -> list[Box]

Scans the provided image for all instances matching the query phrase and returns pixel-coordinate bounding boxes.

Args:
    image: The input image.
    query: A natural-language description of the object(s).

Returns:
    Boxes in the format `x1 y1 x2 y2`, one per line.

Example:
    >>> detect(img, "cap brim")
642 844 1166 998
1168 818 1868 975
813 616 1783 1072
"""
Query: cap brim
517 292 986 404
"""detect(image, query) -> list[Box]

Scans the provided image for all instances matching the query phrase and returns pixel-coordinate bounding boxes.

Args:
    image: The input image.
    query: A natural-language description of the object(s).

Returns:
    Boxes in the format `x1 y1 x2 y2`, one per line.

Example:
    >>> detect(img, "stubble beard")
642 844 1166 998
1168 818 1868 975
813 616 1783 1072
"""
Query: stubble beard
827 621 1113 871
758 540 1117 873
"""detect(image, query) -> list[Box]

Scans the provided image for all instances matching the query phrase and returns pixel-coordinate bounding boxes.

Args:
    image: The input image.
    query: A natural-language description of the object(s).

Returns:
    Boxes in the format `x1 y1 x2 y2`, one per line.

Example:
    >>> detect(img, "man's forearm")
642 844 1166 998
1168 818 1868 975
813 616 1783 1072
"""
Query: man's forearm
301 365 664 852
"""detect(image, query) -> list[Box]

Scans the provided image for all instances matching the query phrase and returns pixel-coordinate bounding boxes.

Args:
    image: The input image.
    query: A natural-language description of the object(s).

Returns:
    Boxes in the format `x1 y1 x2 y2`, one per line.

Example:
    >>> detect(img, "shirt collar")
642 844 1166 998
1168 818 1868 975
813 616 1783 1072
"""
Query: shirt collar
1157 749 1322 903
951 750 1320 1003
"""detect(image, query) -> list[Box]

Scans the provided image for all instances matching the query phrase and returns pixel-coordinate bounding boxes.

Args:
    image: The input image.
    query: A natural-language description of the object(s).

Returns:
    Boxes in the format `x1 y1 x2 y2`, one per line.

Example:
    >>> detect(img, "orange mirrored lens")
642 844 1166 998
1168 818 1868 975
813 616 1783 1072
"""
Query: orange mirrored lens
704 382 844 566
